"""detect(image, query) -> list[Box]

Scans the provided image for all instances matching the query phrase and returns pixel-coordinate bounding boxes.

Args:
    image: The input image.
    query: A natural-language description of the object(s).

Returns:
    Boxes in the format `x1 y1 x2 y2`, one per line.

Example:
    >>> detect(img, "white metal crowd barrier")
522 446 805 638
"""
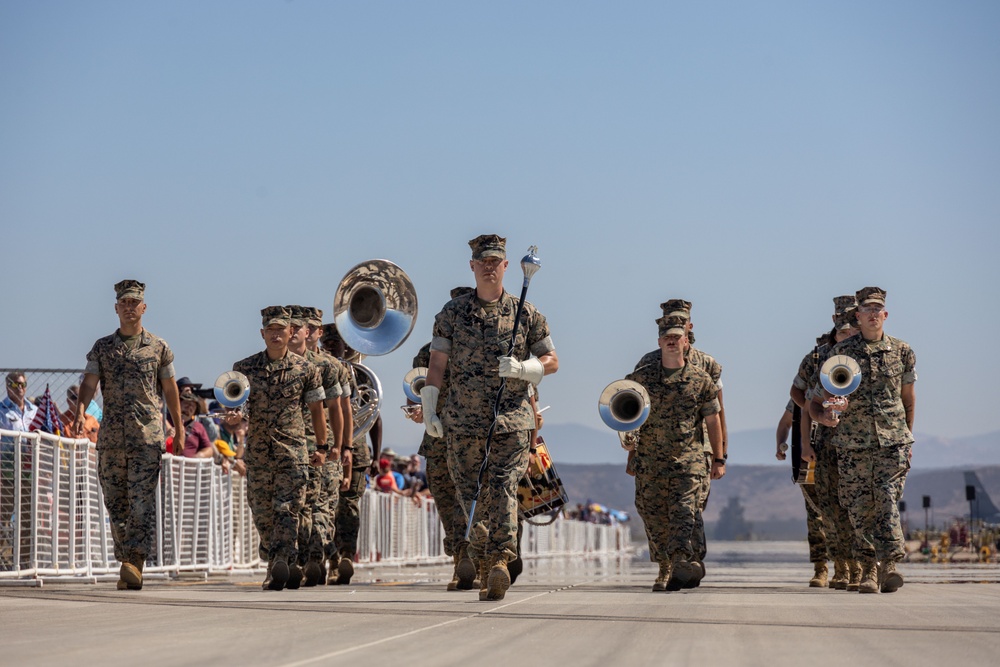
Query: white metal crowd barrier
1 429 630 583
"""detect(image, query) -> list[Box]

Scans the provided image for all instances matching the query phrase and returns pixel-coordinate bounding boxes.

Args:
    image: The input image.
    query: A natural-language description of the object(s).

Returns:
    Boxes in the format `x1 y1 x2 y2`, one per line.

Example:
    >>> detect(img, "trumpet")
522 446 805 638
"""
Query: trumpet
214 371 250 408
819 355 861 418
598 379 650 451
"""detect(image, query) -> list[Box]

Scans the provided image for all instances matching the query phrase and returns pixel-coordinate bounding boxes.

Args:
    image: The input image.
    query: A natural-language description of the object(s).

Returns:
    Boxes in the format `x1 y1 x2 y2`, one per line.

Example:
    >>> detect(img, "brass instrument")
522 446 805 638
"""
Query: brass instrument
819 354 862 418
213 371 250 409
350 362 382 441
402 367 427 404
334 259 418 441
333 259 417 357
598 379 650 451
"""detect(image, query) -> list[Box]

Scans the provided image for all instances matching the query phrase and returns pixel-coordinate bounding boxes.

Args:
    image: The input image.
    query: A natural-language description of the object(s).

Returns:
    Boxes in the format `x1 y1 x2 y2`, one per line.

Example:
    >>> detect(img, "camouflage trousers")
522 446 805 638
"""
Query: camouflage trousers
634 456 705 563
837 444 911 563
298 459 343 564
333 466 367 562
420 432 466 557
799 482 829 563
813 444 853 562
691 452 712 562
245 459 308 564
447 430 530 564
97 446 161 564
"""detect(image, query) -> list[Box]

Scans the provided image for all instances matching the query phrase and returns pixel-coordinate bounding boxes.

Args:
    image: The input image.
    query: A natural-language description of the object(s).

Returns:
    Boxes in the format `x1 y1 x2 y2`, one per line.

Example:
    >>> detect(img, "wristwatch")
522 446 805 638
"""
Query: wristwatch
316 443 330 453
713 458 726 465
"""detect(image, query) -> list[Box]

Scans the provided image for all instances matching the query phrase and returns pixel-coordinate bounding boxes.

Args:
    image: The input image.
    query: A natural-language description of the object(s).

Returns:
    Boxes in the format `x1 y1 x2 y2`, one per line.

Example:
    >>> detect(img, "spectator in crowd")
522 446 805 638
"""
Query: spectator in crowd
216 406 247 476
61 385 99 443
374 457 399 493
1 372 37 432
177 377 220 442
403 454 429 495
173 394 214 459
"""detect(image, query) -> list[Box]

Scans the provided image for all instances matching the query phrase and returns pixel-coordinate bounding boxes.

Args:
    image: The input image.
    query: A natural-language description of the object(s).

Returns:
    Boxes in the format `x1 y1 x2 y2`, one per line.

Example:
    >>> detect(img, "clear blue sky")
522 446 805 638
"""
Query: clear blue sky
2 1 998 461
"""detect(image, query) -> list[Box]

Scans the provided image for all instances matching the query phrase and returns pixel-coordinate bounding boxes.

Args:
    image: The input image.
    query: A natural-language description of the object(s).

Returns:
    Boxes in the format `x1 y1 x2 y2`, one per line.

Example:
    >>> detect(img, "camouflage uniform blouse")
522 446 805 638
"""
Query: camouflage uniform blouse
85 329 175 450
626 361 720 466
635 346 721 454
431 290 554 435
299 349 343 450
812 333 916 449
233 351 325 466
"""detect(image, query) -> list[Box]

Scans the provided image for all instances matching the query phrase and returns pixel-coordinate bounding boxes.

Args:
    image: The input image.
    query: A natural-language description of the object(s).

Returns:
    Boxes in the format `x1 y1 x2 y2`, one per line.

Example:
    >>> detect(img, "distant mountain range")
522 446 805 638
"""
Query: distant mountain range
554 462 1000 543
386 422 1000 541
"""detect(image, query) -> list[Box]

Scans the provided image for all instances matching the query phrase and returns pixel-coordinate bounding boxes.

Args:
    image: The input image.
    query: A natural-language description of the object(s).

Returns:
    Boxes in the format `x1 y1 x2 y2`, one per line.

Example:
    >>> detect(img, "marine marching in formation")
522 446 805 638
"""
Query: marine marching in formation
73 233 915 597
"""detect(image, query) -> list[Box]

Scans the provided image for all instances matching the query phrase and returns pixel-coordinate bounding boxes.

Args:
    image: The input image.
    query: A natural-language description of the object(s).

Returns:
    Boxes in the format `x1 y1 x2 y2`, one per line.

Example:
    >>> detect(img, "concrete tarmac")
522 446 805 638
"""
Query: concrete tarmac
1 552 998 667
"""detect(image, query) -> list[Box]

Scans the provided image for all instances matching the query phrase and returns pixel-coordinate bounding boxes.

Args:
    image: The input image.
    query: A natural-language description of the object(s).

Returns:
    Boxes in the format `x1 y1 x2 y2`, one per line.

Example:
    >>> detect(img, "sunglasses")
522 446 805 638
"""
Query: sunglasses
7 381 26 389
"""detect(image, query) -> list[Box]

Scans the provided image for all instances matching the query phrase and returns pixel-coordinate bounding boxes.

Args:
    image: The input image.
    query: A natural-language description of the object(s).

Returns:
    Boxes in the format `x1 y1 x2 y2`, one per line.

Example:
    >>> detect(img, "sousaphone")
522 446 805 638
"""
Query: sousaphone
334 259 418 440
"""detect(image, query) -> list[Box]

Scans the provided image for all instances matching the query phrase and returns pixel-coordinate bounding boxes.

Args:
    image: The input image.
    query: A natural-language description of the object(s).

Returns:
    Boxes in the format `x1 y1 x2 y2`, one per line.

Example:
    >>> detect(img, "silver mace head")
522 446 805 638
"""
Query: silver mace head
520 245 541 286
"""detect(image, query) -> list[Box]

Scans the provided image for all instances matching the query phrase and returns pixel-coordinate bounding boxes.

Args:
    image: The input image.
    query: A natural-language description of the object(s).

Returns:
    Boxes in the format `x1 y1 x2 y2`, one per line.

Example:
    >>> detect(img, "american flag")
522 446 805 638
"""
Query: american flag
29 384 63 436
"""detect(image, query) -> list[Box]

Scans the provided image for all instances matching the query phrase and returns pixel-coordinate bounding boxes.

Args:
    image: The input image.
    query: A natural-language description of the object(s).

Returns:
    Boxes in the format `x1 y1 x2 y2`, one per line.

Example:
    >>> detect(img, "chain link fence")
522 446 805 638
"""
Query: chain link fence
0 369 103 418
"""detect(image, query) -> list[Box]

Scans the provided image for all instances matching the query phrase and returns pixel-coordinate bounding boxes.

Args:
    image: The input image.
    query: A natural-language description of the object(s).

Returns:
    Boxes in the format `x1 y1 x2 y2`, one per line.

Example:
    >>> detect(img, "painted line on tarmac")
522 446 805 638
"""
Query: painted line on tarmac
273 583 580 667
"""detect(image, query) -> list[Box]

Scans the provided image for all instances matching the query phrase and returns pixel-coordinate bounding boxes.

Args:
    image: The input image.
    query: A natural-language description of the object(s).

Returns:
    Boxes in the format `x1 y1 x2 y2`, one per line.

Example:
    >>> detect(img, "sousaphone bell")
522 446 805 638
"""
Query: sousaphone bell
214 371 250 408
333 259 417 357
334 259 418 440
820 355 862 397
598 379 651 451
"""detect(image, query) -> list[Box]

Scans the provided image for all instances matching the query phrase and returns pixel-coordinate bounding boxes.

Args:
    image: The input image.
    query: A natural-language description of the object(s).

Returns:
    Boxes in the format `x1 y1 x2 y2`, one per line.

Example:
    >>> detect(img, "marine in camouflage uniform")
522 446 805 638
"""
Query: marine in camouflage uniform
799 301 862 589
411 320 475 590
288 306 345 587
811 287 916 594
790 296 857 587
75 280 185 591
420 235 557 601
633 298 724 586
322 323 374 586
234 306 328 591
628 315 724 592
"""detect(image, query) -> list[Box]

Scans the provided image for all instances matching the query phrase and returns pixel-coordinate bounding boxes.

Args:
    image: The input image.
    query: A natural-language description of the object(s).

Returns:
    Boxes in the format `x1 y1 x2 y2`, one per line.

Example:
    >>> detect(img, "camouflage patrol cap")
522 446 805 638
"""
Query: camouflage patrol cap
832 295 857 315
450 286 475 299
114 279 145 301
856 286 886 306
657 315 688 338
659 299 692 319
469 234 506 260
308 308 323 328
286 305 308 326
261 305 291 327
834 308 858 331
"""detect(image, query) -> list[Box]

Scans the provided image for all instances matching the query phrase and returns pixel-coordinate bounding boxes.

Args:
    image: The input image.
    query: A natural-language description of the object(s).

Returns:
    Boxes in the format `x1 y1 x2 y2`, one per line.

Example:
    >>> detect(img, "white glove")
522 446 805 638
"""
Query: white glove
498 356 545 385
420 385 444 438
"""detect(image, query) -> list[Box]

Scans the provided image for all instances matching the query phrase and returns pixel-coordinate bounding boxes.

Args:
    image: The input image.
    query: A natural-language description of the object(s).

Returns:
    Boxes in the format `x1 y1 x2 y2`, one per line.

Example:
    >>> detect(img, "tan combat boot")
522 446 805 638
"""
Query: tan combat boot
326 556 340 585
337 556 354 585
846 561 862 591
682 561 706 589
303 560 324 587
809 562 829 588
447 555 462 591
477 559 490 601
830 559 849 590
117 559 143 591
879 560 904 593
485 557 510 601
858 561 879 594
455 544 477 591
652 561 672 592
